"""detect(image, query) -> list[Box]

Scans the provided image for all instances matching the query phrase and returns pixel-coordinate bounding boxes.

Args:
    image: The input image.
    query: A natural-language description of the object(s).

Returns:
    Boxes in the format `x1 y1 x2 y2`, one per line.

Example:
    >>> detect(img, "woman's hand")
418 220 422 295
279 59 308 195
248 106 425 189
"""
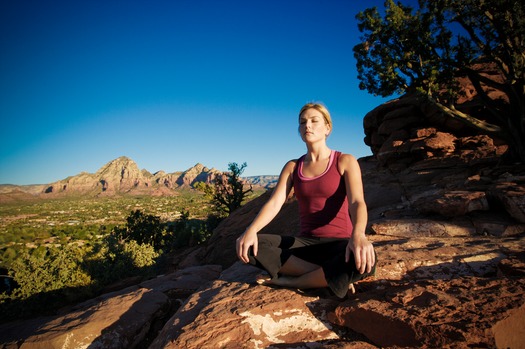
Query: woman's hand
345 233 375 274
236 231 258 264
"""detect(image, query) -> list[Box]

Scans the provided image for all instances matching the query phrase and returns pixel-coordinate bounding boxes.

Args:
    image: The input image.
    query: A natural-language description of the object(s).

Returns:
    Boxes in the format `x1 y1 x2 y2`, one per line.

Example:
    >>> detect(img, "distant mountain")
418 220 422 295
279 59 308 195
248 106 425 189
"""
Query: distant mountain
244 175 279 188
42 156 220 196
0 156 277 200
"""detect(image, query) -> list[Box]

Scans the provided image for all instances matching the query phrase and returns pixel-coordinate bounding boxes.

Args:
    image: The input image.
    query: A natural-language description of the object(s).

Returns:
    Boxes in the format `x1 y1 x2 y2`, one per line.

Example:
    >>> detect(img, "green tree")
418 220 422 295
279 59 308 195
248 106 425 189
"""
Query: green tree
112 210 165 248
165 210 216 248
353 0 525 161
199 162 253 216
8 245 91 300
0 245 93 321
83 233 160 287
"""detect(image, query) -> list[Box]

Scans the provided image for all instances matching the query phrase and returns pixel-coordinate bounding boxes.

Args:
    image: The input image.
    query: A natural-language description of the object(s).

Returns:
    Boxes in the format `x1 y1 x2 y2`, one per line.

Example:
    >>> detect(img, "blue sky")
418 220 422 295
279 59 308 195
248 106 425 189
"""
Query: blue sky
0 0 408 185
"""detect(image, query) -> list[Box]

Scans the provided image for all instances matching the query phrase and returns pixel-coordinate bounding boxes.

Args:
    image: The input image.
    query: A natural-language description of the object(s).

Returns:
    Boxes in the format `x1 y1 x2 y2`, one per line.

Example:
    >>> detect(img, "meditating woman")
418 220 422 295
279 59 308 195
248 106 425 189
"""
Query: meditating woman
236 102 376 298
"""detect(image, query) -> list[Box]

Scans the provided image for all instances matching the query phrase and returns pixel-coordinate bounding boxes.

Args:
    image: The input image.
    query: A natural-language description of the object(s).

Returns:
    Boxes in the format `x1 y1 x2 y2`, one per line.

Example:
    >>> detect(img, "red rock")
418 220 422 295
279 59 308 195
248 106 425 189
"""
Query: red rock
149 263 348 349
328 278 525 348
492 303 525 349
0 265 221 349
489 183 525 223
412 190 489 217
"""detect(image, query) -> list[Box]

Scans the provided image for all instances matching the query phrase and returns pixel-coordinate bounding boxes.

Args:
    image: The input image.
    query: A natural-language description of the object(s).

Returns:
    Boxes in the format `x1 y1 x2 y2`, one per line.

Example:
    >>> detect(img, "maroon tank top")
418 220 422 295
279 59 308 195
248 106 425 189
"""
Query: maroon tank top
293 150 353 238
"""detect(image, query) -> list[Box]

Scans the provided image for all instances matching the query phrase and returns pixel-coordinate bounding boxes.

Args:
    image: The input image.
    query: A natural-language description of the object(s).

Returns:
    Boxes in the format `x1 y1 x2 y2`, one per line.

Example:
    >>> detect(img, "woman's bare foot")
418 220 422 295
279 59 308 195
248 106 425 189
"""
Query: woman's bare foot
255 274 272 285
348 283 355 295
256 268 328 290
257 275 295 287
265 276 294 287
254 274 295 287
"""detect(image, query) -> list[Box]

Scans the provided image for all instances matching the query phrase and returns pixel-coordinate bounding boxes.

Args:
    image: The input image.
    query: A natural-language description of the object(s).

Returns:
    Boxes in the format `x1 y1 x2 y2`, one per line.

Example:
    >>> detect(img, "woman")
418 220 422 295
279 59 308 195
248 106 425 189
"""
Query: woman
236 102 376 298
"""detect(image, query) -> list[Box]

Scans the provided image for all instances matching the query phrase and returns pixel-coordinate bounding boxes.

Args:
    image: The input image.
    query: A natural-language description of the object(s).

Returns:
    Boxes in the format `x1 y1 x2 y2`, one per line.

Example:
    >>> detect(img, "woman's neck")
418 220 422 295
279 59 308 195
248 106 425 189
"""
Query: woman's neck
305 144 331 162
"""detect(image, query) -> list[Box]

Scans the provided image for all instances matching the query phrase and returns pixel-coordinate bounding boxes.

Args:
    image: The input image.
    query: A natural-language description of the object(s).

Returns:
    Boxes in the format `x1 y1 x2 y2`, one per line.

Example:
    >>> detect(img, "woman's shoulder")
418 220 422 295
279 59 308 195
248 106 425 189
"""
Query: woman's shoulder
285 158 299 166
336 152 360 174
336 151 358 163
284 155 305 167
280 158 299 175
274 159 300 189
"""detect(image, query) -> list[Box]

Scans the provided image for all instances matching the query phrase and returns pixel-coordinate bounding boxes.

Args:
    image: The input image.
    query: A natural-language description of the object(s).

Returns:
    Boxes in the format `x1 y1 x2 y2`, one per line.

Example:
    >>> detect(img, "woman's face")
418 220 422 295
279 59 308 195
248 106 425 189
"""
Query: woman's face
299 108 330 143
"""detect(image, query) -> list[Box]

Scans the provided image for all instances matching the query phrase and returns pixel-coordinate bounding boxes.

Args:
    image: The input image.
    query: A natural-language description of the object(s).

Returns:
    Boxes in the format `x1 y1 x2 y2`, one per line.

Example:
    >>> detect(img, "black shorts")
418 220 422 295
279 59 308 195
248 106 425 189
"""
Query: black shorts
248 234 377 298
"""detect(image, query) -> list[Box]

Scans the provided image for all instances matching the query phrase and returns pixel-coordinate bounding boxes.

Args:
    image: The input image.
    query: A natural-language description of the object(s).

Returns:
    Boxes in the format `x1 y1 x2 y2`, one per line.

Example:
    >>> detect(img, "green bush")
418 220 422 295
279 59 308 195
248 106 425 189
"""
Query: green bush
164 211 219 249
83 234 160 286
0 236 161 322
8 245 92 300
1 248 17 266
123 240 159 268
113 210 165 248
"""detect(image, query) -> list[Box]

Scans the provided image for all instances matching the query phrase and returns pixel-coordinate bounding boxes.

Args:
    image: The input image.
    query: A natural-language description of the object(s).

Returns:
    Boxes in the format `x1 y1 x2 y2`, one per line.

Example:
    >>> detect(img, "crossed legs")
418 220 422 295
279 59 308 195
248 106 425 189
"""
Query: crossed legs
248 234 376 297
263 255 328 289
249 234 354 292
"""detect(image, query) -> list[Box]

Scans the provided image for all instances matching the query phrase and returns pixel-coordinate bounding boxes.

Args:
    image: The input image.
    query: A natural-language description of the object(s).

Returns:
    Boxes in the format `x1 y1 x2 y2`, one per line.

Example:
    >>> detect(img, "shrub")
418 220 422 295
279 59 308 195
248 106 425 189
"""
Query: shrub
165 211 219 249
8 245 91 300
113 210 165 248
122 240 159 269
83 234 160 286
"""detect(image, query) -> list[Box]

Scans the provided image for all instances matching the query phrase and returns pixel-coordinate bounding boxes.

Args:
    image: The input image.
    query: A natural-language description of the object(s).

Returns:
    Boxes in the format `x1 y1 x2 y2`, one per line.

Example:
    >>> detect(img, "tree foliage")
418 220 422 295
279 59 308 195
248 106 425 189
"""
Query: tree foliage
165 210 216 248
83 234 160 286
0 245 94 320
354 0 525 161
8 245 91 300
112 210 165 248
198 162 253 216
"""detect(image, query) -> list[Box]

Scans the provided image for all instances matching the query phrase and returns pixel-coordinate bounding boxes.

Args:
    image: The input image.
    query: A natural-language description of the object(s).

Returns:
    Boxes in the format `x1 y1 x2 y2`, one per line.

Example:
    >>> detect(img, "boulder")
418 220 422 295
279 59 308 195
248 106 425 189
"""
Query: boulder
363 93 507 171
150 263 344 349
328 276 525 348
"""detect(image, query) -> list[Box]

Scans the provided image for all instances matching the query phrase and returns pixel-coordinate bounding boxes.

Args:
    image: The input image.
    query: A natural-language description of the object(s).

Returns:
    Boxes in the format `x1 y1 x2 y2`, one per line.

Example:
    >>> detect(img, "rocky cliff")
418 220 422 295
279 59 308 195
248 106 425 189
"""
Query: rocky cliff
40 157 221 195
7 157 277 198
1 94 524 348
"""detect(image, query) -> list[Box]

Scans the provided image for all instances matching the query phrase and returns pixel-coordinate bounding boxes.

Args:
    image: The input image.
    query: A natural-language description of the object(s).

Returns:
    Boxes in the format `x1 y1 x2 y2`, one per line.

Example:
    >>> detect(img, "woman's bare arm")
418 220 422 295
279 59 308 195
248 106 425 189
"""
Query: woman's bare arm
236 160 295 263
339 154 375 274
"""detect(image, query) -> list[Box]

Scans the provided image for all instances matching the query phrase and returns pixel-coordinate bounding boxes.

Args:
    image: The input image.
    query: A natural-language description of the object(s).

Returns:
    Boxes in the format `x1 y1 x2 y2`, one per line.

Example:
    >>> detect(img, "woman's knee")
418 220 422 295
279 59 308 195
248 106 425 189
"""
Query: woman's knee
257 234 280 245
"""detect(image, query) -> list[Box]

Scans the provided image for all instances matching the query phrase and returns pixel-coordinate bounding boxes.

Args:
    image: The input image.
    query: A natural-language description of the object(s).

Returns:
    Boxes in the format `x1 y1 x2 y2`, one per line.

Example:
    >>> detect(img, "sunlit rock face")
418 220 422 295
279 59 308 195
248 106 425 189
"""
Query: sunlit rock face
40 157 221 195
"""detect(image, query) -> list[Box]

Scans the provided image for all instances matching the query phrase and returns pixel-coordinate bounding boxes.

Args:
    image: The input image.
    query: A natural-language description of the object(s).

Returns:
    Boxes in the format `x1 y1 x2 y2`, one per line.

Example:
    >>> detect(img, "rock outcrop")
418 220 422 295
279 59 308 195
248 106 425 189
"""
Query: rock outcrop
0 265 222 349
1 209 523 348
363 93 509 173
175 163 216 187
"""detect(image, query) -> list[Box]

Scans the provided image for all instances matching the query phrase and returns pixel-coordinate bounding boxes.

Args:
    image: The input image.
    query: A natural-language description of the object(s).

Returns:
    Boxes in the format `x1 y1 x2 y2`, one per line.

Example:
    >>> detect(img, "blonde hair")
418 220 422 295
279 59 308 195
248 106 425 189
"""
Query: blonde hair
298 102 333 133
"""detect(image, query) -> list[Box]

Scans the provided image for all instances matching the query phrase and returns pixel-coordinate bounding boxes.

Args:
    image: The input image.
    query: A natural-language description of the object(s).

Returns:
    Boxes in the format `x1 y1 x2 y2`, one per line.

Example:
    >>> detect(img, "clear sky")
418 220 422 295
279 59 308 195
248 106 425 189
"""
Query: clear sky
0 0 408 185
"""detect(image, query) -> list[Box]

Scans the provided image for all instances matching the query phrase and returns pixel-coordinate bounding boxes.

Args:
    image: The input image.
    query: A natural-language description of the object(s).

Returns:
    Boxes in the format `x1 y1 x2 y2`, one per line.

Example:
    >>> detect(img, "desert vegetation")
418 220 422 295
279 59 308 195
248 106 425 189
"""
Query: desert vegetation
0 167 264 323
